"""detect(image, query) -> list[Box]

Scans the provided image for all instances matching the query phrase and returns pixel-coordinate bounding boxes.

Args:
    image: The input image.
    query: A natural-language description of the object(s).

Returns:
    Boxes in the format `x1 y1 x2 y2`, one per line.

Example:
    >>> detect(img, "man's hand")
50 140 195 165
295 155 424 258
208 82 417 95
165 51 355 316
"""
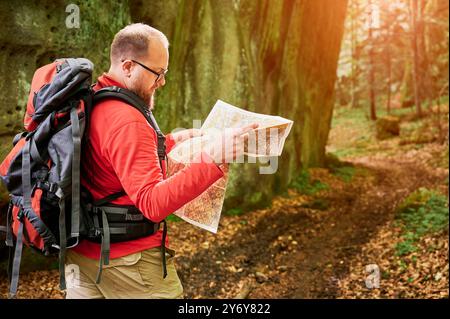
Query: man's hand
203 123 259 164
171 128 204 145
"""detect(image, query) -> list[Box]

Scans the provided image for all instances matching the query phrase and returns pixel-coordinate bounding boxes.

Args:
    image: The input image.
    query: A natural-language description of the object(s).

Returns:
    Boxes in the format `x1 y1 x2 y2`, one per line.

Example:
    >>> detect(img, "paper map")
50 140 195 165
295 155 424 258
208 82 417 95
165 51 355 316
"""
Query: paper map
167 100 293 233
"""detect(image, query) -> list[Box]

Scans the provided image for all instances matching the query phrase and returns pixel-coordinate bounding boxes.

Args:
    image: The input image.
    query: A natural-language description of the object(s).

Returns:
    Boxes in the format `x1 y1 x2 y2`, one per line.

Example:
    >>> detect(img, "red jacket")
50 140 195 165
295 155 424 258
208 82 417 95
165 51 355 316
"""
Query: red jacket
72 73 224 259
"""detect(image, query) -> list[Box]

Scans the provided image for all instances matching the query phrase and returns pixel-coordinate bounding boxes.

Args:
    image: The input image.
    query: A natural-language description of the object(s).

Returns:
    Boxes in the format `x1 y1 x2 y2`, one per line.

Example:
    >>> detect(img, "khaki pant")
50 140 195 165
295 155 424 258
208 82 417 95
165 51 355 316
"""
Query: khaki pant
65 247 184 299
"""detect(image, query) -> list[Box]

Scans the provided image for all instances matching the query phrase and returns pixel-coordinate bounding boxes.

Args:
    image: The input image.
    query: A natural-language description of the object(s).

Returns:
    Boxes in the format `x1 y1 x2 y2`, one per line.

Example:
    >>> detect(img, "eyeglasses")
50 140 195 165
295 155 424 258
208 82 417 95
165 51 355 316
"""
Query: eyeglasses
125 59 168 84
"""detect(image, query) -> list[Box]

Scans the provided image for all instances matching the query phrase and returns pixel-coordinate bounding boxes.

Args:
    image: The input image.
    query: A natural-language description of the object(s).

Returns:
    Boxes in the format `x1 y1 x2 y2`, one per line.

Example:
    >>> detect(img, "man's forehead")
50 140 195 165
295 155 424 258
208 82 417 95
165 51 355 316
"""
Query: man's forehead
145 38 169 69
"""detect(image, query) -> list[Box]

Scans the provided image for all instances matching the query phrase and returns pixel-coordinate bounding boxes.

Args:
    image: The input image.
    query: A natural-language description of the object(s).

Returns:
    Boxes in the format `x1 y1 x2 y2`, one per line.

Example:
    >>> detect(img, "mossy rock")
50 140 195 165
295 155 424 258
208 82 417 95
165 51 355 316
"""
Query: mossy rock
376 116 400 140
0 135 13 208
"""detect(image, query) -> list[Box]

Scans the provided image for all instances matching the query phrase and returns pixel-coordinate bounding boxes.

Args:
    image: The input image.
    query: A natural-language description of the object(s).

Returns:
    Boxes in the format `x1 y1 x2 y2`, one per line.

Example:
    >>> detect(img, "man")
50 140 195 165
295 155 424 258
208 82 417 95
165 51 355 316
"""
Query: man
65 23 257 299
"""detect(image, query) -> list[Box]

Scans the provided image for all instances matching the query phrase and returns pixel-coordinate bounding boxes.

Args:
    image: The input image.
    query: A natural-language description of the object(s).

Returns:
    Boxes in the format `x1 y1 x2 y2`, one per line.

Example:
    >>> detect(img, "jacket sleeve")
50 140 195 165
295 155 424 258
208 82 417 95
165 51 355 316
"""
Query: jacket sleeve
164 133 176 154
104 121 224 223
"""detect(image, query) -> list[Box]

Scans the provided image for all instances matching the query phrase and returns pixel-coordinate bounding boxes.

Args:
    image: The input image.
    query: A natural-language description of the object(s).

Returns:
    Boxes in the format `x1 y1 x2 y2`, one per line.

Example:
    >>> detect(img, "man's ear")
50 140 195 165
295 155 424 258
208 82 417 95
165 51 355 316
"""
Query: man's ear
121 60 133 78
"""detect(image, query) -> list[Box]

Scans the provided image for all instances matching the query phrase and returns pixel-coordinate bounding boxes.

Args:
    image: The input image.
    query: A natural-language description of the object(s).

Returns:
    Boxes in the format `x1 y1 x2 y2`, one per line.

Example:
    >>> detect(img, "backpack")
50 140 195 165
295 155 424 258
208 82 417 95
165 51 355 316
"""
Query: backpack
0 58 168 298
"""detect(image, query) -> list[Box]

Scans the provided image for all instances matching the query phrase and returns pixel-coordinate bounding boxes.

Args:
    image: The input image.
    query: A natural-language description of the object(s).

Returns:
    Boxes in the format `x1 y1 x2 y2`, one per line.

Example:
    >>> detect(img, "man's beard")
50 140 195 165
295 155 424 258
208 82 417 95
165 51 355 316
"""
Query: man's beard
130 83 154 109
135 87 152 106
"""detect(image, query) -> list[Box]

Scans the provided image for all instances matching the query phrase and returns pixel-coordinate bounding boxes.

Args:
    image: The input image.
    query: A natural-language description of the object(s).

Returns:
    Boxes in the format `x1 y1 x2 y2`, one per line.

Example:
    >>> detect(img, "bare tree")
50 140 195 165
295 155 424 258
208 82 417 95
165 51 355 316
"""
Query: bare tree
409 0 423 116
350 0 358 109
368 0 377 120
384 1 393 114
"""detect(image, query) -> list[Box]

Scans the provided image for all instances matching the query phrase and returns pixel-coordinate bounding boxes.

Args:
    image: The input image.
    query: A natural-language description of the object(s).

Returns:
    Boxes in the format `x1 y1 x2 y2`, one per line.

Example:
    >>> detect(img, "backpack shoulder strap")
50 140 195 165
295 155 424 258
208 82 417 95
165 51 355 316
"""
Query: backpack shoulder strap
93 86 166 163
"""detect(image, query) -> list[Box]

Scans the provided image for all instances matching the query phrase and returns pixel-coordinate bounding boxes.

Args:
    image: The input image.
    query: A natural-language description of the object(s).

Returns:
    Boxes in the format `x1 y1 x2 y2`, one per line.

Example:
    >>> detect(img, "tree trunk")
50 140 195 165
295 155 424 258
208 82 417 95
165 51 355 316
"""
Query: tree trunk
368 0 377 120
384 1 392 114
410 0 423 116
350 0 358 109
417 0 431 106
386 46 392 114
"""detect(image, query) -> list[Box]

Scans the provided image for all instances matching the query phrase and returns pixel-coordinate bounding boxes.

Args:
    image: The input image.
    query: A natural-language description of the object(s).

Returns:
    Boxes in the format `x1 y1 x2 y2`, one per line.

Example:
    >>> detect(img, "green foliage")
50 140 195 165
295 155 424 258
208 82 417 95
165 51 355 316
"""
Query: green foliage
380 107 415 118
248 192 263 204
438 95 449 106
225 208 244 216
332 166 356 183
289 170 329 195
166 214 182 222
326 153 361 183
329 107 377 158
395 236 418 256
331 107 370 129
395 188 449 256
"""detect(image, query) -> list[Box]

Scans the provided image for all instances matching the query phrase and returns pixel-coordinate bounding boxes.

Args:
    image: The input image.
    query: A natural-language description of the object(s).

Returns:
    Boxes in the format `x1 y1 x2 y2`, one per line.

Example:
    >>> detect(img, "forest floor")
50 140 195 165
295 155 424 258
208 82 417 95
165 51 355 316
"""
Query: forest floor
1 105 448 299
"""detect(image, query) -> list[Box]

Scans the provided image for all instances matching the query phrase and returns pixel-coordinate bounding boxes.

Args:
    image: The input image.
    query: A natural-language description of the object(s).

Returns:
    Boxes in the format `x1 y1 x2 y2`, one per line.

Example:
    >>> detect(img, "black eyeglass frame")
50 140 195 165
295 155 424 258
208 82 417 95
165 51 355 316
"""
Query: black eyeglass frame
123 59 168 83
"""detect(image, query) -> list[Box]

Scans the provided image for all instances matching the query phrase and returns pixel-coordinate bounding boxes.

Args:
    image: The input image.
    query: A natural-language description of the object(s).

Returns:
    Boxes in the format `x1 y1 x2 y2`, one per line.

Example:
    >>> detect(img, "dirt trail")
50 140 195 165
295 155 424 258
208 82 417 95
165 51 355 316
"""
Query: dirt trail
169 154 446 298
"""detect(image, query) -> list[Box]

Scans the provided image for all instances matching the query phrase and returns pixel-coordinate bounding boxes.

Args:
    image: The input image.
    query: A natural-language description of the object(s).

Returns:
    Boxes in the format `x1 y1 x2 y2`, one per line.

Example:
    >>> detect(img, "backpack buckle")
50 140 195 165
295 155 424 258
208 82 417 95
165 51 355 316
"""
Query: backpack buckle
36 181 57 193
110 86 121 93
88 228 101 238
25 130 37 141
48 183 57 193
17 209 24 221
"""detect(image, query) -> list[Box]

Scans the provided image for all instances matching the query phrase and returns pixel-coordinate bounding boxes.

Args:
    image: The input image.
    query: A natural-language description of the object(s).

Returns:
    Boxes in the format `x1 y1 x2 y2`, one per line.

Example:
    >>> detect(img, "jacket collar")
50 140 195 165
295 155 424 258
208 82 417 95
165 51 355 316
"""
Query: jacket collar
94 73 124 90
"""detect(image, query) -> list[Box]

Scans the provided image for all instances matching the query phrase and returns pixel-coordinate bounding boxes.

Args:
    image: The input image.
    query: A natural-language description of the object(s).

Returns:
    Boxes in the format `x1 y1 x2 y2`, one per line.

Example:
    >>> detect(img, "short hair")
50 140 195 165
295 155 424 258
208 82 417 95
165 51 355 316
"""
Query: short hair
110 23 169 63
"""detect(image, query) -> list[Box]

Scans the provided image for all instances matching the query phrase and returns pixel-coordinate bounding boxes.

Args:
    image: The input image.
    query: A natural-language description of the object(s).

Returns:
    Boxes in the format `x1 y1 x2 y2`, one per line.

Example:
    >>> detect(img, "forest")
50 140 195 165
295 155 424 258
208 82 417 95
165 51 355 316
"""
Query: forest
0 0 448 299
